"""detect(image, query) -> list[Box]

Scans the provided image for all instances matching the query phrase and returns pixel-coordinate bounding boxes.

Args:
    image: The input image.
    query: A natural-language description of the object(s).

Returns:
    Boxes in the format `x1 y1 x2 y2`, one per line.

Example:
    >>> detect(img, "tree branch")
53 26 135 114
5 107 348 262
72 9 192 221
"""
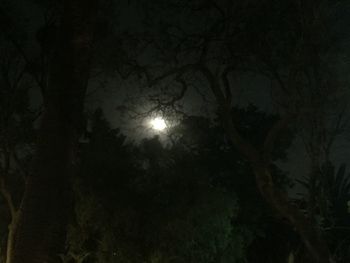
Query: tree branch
221 66 234 105
263 114 295 164
0 151 17 220
198 64 261 164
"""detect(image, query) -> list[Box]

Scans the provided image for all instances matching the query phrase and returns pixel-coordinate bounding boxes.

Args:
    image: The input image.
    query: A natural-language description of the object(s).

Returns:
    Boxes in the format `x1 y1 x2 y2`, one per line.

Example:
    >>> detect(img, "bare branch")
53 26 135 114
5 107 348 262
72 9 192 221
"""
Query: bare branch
0 151 17 220
198 64 261 164
151 75 188 107
263 114 295 164
0 176 17 220
221 66 234 105
12 152 29 179
146 64 197 87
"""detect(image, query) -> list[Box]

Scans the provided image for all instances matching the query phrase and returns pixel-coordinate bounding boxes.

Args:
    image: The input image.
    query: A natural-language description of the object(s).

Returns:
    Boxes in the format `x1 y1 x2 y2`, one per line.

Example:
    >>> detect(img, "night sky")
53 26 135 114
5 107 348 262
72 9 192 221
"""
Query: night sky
90 0 350 192
2 0 350 262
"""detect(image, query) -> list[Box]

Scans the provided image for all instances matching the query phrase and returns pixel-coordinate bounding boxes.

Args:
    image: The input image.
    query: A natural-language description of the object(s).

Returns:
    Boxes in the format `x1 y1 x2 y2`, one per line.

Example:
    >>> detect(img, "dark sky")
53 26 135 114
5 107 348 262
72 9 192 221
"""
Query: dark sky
16 0 350 194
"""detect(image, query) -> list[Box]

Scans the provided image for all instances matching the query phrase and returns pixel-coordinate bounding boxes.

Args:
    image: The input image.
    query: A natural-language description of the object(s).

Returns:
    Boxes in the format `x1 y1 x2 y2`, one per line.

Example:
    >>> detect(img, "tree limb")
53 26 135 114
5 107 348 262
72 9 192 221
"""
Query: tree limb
263 114 295 164
0 151 17 220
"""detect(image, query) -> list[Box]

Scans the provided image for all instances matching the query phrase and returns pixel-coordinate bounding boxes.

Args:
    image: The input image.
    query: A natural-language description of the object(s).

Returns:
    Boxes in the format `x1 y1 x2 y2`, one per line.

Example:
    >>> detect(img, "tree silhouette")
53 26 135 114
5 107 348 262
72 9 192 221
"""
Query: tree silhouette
120 1 345 261
6 1 98 262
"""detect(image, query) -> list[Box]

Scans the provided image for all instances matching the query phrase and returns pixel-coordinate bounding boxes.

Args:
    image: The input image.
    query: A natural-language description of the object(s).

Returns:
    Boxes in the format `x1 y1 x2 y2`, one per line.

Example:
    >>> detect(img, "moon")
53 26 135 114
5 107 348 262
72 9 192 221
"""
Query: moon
150 117 167 131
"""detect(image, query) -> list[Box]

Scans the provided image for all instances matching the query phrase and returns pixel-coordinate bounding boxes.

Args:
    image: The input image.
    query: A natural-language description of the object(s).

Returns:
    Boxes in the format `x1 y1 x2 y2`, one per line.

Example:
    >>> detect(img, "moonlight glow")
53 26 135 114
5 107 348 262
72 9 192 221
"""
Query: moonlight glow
150 117 167 131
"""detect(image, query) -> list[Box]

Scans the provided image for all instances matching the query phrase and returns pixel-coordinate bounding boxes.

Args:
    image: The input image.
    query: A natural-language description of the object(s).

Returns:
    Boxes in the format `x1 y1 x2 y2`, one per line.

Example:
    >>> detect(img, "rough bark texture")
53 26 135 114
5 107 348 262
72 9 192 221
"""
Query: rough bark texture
8 1 97 262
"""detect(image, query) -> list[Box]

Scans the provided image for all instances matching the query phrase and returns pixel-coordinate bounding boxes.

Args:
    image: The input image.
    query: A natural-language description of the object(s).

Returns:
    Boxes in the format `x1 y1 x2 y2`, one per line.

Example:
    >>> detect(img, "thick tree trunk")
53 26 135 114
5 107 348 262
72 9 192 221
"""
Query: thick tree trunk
221 110 332 263
5 215 18 263
0 157 18 263
8 1 97 262
198 65 333 263
223 117 333 263
252 164 331 263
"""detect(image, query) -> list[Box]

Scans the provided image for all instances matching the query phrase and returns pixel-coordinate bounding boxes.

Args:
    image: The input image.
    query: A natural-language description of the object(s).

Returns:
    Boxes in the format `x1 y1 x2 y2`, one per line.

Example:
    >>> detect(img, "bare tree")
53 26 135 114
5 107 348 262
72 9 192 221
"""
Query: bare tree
123 0 346 262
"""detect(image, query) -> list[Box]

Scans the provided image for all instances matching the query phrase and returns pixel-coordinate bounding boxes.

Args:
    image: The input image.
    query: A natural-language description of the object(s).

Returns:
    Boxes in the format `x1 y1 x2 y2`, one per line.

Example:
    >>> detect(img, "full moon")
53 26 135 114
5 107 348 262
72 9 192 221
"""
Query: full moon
150 117 167 131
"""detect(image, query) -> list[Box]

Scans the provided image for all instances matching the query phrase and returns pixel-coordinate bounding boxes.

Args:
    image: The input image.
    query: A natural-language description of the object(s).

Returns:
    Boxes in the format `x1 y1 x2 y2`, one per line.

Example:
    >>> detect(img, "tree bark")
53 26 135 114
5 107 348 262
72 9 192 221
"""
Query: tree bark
0 151 18 263
198 64 333 263
8 1 97 262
